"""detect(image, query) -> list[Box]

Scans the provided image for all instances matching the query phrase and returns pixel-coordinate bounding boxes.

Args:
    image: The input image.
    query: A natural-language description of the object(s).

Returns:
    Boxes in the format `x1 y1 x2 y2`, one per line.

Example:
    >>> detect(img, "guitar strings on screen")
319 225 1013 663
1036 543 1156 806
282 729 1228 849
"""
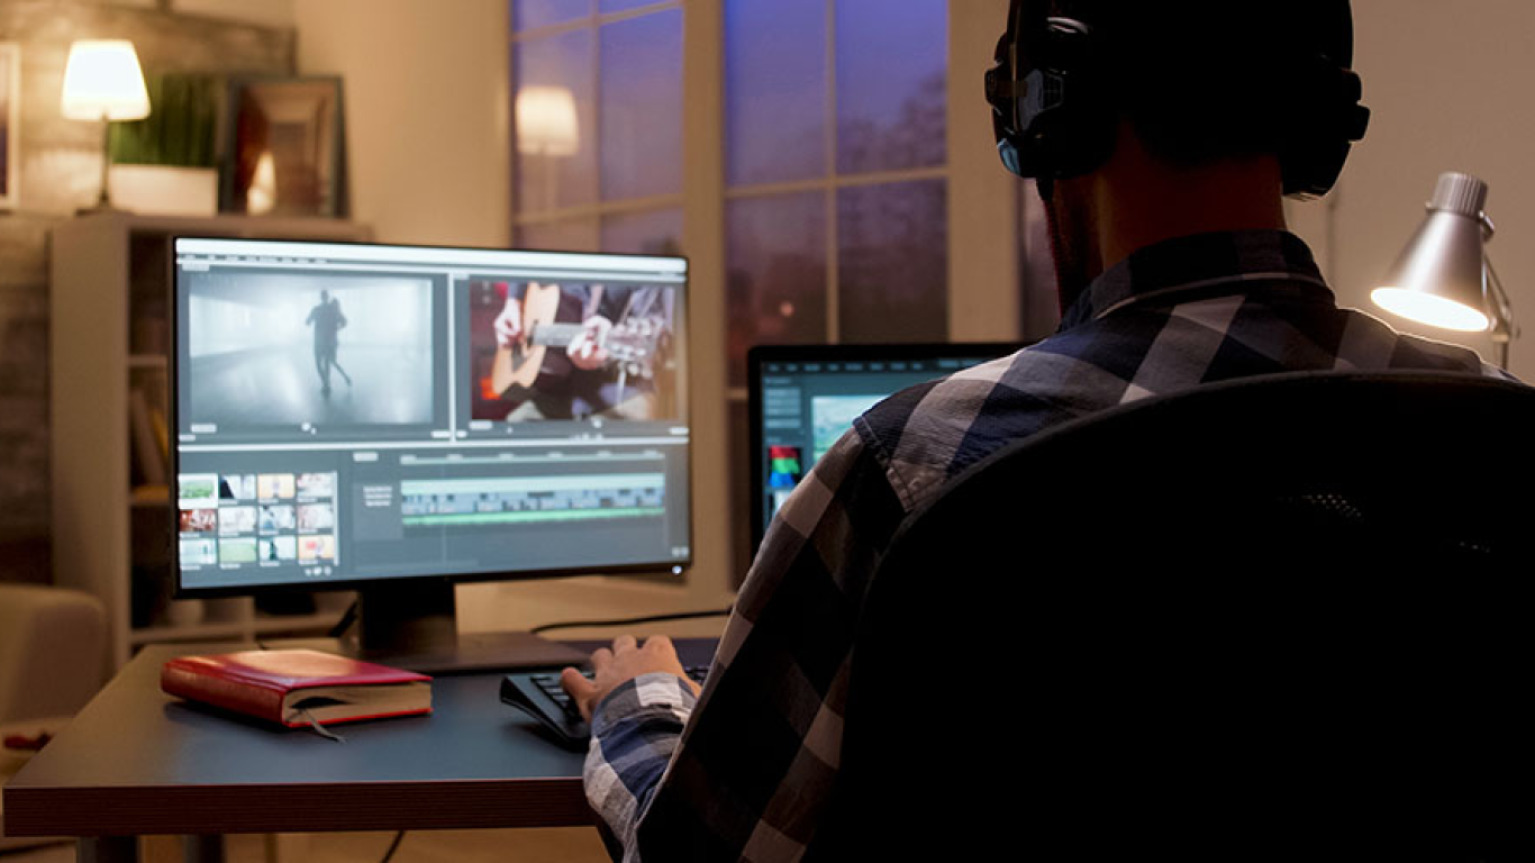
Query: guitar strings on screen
468 279 680 424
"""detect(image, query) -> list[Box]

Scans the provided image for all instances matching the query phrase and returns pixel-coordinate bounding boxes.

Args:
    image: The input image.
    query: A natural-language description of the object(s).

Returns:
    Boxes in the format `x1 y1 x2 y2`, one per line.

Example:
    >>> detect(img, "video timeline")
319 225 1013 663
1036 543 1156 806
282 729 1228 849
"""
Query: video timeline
399 474 666 527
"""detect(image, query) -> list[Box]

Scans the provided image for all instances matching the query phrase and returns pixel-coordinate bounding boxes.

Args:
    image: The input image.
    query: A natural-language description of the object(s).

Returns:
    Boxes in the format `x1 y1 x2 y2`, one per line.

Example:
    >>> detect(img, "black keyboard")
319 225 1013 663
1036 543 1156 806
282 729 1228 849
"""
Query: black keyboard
501 666 709 750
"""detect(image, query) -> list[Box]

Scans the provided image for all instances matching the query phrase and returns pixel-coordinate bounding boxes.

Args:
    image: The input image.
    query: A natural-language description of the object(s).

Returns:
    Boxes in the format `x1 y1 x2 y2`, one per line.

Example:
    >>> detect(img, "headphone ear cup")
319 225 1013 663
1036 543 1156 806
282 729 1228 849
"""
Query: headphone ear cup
1279 0 1367 196
1009 18 1118 182
1037 69 1118 182
1280 59 1370 197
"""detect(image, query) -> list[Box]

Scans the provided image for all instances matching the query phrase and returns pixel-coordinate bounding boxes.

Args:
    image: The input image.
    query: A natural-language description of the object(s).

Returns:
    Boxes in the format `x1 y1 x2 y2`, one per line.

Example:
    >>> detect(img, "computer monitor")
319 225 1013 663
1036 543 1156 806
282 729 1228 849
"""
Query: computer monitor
172 237 690 668
747 342 1022 556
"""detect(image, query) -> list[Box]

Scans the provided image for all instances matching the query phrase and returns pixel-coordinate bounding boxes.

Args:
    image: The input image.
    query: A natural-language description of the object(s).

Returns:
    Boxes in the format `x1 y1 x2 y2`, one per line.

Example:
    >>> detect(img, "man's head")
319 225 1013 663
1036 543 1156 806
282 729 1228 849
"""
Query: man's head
987 1 1370 307
321 290 330 303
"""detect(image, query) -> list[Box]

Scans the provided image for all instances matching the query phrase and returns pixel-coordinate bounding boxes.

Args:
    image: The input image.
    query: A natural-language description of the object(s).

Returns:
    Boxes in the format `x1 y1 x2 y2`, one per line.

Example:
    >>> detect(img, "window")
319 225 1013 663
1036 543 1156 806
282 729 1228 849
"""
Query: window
507 0 1032 589
511 0 684 256
723 0 949 385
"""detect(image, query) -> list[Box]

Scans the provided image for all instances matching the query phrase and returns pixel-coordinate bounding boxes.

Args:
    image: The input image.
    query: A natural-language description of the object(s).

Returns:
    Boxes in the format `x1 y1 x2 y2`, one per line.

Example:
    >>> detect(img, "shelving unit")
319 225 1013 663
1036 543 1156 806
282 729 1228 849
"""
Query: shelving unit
51 212 372 670
126 610 347 647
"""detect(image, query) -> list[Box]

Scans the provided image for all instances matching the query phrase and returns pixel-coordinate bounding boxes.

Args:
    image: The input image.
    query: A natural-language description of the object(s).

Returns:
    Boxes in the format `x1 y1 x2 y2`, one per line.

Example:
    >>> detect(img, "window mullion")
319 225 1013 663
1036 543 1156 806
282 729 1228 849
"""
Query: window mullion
723 167 948 202
514 194 686 228
825 0 840 344
680 0 733 618
510 0 685 44
591 9 604 230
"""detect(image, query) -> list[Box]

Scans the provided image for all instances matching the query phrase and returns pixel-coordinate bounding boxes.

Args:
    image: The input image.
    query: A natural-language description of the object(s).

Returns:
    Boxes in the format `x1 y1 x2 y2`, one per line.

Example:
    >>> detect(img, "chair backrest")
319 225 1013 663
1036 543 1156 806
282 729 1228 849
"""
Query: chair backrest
0 585 107 723
812 371 1535 860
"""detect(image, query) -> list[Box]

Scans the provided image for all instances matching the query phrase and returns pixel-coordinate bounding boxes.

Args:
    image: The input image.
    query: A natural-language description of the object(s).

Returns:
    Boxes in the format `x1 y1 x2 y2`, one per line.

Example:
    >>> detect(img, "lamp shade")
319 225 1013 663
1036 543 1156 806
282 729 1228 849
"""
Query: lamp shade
515 86 580 157
60 40 150 122
1372 172 1492 333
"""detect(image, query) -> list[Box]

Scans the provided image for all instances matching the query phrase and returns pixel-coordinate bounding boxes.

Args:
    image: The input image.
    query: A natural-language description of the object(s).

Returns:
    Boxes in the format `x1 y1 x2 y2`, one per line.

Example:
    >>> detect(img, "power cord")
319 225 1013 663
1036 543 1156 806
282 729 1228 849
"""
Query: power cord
379 830 406 863
530 606 734 636
328 599 359 638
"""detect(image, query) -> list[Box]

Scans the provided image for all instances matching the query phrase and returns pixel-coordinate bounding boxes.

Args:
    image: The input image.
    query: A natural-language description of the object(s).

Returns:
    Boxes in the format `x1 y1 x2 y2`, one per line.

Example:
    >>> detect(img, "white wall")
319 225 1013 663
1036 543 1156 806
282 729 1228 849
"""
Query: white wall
293 0 511 248
949 0 1022 342
174 0 296 29
1289 0 1535 377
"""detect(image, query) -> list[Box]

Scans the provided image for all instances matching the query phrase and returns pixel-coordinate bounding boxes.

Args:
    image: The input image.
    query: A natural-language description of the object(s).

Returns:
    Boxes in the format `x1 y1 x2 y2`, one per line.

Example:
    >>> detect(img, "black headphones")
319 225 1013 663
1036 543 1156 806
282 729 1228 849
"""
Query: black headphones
985 0 1371 198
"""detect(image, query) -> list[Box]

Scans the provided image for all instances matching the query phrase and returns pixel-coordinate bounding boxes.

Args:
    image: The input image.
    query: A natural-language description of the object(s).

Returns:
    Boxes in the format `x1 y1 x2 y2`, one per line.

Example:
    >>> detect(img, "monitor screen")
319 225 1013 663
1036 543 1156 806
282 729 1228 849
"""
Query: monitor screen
747 342 1022 555
172 237 691 595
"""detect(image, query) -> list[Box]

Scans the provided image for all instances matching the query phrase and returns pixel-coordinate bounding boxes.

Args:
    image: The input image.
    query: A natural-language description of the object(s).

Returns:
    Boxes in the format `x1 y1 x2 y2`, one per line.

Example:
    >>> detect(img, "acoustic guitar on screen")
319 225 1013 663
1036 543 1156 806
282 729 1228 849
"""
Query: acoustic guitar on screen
491 282 666 397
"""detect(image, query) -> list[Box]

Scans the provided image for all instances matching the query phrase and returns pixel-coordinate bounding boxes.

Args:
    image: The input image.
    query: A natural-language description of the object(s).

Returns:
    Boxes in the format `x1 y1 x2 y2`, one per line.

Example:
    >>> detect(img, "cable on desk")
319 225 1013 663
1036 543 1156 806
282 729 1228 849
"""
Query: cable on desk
379 830 406 863
329 600 360 638
530 606 735 636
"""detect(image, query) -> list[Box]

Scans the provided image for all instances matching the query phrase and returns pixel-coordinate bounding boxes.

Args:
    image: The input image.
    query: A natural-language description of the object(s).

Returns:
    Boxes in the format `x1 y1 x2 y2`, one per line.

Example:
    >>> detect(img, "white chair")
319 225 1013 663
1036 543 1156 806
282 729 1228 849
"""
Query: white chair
0 584 106 855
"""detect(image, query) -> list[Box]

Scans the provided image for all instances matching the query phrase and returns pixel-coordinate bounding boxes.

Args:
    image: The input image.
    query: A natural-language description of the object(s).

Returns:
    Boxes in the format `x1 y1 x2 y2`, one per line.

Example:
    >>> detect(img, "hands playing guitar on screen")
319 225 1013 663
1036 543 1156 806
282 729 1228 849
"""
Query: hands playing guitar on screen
493 287 611 371
490 282 666 399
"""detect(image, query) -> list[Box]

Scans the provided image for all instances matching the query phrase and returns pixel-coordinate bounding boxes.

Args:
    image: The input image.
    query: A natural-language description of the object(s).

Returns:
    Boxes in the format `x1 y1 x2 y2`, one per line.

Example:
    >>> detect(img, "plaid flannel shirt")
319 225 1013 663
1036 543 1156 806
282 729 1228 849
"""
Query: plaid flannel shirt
581 230 1510 862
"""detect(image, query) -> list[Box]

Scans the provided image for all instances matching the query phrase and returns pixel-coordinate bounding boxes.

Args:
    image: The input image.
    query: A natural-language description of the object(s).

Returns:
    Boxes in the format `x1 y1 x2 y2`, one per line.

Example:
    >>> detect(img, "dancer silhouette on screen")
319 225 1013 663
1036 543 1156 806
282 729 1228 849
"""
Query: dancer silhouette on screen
306 291 352 397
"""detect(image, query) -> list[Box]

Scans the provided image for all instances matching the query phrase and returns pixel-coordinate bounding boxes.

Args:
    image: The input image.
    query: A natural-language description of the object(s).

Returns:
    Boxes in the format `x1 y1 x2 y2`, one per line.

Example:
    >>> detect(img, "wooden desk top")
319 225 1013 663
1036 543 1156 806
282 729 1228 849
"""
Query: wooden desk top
3 639 711 837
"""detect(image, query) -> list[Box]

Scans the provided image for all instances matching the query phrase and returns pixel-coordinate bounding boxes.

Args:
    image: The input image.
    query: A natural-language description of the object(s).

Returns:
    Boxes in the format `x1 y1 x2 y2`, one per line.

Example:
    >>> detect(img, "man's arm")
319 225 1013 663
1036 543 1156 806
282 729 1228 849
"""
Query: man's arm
559 635 701 855
563 427 908 860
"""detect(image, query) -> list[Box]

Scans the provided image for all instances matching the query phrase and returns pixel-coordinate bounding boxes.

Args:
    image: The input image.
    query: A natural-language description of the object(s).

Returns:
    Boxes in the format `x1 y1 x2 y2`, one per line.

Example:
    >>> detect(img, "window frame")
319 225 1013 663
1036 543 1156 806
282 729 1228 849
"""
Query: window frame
506 0 1025 603
510 0 687 246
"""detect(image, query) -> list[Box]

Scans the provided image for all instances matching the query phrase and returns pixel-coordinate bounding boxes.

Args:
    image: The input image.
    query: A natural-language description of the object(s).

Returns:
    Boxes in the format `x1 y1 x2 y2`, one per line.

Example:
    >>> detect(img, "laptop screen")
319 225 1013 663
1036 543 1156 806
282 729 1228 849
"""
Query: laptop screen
746 342 1022 556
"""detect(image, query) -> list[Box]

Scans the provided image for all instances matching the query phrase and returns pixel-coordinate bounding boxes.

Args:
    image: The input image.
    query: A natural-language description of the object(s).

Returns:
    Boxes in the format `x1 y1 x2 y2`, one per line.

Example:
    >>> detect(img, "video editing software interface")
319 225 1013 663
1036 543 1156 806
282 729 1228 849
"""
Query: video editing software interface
751 344 1018 547
173 238 691 592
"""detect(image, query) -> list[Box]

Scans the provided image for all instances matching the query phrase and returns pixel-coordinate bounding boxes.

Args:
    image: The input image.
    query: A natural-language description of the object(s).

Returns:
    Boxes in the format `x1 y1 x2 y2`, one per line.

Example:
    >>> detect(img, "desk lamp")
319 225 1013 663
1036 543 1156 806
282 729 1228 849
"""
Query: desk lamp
60 40 150 211
1372 172 1517 370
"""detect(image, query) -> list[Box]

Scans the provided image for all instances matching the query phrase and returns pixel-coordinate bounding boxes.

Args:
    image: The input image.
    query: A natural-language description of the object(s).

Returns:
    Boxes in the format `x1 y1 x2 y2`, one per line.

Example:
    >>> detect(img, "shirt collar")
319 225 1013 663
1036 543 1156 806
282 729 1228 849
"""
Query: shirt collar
1058 230 1329 332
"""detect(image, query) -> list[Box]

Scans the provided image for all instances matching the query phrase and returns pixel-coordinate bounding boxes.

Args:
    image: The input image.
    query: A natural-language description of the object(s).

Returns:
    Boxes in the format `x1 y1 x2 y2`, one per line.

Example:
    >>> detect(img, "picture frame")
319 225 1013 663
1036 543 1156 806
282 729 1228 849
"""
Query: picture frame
1 43 20 210
220 75 347 217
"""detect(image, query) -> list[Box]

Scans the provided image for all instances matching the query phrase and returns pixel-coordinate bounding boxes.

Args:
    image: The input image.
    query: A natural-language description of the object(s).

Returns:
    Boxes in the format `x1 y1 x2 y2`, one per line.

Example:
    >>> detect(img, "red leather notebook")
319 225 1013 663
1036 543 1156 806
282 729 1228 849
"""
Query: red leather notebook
161 649 432 728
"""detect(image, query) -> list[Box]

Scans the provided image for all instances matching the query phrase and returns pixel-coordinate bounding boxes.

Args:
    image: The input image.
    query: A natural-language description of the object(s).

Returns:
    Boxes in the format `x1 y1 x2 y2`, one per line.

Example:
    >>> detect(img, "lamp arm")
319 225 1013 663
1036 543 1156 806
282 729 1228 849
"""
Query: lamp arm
1484 255 1517 343
1483 255 1516 371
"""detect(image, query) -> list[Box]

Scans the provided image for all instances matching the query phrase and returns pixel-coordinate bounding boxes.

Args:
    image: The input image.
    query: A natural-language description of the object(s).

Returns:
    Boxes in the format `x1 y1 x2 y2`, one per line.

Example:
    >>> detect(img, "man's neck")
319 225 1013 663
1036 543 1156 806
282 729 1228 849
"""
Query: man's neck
1093 148 1288 272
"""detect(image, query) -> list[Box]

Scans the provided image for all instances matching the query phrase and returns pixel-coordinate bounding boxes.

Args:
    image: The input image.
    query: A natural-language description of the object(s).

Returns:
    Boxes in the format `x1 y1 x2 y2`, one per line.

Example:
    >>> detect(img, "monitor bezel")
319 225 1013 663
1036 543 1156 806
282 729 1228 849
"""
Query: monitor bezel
168 234 694 599
745 341 1024 558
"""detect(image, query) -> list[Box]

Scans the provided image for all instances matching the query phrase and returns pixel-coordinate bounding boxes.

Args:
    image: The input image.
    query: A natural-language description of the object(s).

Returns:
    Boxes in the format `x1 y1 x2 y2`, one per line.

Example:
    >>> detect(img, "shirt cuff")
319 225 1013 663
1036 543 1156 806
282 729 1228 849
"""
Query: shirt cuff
589 671 698 738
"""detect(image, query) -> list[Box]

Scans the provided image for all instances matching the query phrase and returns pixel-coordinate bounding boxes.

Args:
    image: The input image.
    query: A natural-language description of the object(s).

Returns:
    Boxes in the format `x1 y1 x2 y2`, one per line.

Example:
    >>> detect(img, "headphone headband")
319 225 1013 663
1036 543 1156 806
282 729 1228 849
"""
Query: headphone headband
986 0 1370 197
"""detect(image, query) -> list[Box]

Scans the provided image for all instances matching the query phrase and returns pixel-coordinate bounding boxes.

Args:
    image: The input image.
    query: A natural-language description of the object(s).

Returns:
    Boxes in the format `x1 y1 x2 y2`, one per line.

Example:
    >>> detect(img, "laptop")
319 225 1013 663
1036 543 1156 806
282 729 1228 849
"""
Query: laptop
746 342 1023 556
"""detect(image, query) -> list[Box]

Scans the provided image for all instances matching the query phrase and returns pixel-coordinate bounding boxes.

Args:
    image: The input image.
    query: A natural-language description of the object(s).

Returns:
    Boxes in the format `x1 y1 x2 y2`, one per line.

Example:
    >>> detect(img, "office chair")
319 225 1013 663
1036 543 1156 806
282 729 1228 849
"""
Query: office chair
813 371 1535 861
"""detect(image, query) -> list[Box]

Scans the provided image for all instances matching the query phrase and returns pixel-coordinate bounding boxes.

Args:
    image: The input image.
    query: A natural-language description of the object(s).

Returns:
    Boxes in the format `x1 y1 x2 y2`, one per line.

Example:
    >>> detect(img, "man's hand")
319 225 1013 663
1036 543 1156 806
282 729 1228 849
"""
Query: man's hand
560 635 701 723
494 296 524 348
567 316 612 371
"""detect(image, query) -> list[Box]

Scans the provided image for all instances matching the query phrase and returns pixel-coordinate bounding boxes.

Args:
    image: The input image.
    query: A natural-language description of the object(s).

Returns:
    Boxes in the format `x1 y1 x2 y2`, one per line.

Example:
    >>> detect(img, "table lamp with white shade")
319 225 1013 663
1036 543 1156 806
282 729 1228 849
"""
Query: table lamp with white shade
1372 171 1517 369
515 85 579 211
60 39 151 210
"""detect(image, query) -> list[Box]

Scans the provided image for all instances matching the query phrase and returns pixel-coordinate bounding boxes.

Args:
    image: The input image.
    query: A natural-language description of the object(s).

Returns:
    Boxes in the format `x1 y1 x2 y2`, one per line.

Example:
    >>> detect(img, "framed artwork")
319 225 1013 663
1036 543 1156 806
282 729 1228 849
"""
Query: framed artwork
221 75 346 217
1 43 19 210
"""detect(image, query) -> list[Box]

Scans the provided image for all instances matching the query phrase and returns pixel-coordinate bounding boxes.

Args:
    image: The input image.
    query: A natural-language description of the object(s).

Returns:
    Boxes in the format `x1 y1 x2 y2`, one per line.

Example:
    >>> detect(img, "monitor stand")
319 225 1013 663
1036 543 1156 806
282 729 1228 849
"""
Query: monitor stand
319 580 589 675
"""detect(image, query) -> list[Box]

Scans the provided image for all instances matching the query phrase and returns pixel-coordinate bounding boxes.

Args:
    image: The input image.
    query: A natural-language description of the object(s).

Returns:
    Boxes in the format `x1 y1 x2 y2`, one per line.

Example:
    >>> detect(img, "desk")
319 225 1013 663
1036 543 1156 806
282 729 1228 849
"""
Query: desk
2 638 719 861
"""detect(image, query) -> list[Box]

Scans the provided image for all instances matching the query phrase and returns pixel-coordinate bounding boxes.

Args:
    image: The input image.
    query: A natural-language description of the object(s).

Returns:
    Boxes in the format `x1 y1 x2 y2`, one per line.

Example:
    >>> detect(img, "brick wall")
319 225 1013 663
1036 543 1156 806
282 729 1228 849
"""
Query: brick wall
0 1 294 582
